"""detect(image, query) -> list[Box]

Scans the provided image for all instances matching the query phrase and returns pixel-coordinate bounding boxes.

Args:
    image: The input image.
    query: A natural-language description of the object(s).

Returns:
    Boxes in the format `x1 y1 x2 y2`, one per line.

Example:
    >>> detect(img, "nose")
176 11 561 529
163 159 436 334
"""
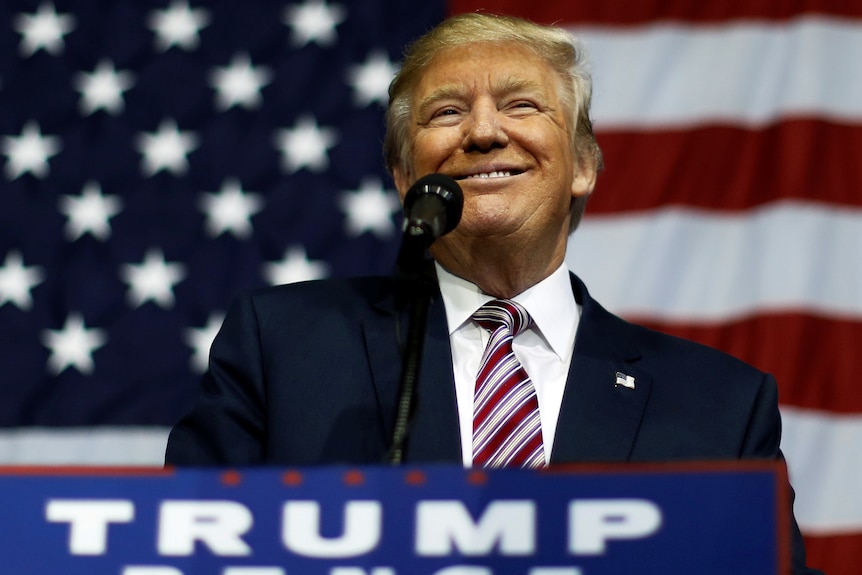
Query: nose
462 100 508 152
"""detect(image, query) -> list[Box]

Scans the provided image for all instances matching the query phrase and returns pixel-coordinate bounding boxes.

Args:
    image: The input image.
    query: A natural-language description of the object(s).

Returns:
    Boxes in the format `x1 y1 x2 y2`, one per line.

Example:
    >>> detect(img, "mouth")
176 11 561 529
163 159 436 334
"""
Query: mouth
455 169 523 181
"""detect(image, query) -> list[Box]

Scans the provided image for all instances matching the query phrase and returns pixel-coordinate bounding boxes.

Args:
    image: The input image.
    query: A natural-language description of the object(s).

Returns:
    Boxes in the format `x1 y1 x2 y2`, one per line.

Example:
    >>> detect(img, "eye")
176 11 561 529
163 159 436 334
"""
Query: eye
425 106 463 126
432 107 460 118
507 100 538 112
501 98 542 118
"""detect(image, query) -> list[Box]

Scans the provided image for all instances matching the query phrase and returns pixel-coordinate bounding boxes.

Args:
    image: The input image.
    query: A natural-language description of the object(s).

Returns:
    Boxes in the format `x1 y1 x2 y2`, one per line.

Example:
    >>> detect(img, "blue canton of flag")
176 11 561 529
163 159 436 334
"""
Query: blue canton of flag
0 0 445 463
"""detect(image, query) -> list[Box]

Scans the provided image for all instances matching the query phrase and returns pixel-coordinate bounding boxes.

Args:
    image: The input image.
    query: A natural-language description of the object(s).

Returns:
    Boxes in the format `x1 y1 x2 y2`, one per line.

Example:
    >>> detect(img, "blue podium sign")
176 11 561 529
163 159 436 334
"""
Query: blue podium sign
0 463 787 575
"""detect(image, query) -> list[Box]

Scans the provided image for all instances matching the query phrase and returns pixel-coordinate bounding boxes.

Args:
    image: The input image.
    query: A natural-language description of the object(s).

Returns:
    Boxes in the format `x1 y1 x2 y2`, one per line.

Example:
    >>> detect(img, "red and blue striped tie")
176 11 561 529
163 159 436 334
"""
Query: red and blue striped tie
472 299 545 468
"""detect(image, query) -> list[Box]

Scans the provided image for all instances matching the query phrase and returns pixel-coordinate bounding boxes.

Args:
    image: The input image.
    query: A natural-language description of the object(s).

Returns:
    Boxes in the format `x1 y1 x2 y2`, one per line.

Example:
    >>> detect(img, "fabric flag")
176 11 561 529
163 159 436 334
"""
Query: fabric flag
0 0 442 455
450 1 862 573
0 1 858 573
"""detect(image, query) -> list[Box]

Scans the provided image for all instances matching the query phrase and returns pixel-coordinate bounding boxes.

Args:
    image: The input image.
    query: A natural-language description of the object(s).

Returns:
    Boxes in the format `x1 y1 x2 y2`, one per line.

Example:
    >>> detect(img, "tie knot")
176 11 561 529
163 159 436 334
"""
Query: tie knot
473 299 531 336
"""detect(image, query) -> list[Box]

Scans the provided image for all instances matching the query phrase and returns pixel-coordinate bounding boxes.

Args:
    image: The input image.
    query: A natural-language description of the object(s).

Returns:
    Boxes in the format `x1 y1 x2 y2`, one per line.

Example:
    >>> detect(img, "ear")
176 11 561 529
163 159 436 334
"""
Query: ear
571 155 598 200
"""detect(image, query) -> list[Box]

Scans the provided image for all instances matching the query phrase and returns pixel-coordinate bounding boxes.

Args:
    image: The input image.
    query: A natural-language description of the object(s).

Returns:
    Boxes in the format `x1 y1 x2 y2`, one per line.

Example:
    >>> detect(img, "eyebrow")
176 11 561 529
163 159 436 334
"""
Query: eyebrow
415 84 470 119
416 77 548 119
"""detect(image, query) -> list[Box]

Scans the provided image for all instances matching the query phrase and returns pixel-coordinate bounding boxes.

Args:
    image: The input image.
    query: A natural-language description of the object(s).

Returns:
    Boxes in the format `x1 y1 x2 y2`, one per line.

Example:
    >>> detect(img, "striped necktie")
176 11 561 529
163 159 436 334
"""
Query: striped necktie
472 299 546 468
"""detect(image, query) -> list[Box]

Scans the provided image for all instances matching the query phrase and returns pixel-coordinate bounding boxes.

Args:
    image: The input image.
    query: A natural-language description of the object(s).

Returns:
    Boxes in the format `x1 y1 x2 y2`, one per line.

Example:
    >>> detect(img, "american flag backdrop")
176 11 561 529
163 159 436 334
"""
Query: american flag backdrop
0 0 441 444
0 1 858 573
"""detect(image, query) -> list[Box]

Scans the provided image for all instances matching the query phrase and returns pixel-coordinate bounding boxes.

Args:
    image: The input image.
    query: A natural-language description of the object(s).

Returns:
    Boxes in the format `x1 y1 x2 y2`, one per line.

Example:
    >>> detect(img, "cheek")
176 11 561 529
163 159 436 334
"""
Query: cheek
523 119 571 158
412 131 460 170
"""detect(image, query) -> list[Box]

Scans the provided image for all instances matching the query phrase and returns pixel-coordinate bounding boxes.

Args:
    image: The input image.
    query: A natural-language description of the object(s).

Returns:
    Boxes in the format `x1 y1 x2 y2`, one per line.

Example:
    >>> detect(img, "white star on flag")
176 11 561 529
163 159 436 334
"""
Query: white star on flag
274 115 338 173
73 60 136 116
209 53 273 111
41 313 107 375
148 0 211 52
283 0 346 48
264 246 329 286
339 178 401 238
184 313 225 373
1 120 62 180
347 51 399 107
0 250 45 311
13 1 76 57
135 118 199 177
120 248 187 309
59 181 123 241
199 178 264 239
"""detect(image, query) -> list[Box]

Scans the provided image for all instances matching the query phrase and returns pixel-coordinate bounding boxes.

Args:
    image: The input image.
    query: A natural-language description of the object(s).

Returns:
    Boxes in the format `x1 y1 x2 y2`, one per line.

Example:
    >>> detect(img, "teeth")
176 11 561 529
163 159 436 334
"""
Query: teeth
467 171 511 179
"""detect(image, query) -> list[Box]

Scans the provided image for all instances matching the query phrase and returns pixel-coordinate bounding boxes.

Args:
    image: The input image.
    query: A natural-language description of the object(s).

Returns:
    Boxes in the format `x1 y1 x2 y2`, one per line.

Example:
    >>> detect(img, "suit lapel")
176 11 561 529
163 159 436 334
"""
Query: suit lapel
362 282 461 463
551 275 653 463
410 295 462 462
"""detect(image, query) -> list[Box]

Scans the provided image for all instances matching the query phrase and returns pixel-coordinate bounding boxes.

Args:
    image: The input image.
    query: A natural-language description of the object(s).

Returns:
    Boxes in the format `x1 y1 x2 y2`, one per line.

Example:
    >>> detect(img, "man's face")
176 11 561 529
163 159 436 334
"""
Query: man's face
394 41 594 250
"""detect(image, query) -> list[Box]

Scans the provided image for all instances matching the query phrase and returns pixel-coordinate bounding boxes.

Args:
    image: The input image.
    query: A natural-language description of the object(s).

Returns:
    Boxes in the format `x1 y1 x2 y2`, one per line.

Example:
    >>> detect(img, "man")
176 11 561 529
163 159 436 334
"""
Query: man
166 13 820 574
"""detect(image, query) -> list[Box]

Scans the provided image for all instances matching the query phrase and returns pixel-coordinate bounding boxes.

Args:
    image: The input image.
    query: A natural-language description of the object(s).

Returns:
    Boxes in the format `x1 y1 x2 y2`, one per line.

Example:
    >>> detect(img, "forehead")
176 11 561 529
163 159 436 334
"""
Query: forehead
412 41 561 102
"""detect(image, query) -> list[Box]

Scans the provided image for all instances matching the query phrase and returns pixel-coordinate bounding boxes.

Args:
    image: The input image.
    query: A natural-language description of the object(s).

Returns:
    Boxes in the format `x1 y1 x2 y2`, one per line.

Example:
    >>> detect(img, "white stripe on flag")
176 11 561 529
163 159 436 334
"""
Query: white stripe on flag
780 406 862 534
0 427 170 466
572 17 862 128
567 200 862 321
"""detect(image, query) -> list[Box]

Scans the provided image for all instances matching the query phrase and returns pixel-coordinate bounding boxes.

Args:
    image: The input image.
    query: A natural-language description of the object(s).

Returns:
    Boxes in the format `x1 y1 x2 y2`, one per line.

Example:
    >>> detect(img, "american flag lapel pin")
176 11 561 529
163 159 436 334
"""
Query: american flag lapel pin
615 371 636 390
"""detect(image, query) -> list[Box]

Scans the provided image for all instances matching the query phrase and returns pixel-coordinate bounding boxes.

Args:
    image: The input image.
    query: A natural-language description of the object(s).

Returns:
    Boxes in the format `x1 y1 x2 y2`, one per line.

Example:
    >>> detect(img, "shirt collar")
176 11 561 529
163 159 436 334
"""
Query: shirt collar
436 262 579 362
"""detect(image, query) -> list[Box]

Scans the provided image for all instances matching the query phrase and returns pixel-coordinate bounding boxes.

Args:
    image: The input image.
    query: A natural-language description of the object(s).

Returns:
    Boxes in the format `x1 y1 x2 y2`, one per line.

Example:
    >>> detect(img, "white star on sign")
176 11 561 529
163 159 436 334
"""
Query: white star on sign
283 0 346 48
347 51 399 107
0 251 45 311
199 178 264 239
148 0 211 52
135 118 199 177
339 178 401 238
14 1 76 57
274 115 337 173
184 312 224 373
264 246 329 286
59 181 123 241
41 313 107 375
209 53 272 111
120 248 187 309
73 60 135 116
1 121 62 180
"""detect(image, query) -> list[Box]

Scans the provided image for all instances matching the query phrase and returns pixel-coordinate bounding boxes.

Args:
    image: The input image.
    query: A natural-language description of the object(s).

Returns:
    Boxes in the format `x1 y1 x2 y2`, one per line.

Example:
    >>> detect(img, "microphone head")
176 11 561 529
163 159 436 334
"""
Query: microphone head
403 173 463 236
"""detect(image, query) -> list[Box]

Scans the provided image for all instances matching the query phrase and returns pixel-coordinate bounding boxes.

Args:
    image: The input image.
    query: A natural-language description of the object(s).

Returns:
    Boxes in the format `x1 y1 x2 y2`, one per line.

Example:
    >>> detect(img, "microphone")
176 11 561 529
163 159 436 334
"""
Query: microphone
389 174 462 464
397 174 463 274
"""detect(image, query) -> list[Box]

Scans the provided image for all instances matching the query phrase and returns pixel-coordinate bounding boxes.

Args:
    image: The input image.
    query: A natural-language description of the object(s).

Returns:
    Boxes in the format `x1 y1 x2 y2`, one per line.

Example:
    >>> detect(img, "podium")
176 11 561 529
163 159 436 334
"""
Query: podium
0 462 788 574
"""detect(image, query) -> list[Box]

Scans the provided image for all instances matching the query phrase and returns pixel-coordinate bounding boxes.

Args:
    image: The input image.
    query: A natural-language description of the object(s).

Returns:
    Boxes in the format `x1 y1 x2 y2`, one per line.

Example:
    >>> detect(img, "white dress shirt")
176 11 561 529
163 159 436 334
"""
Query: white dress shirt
436 262 580 466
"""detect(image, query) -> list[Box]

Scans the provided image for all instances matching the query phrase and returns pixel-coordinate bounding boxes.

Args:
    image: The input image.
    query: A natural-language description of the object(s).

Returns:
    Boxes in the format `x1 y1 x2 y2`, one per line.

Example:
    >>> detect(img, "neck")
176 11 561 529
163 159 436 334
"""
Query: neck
431 235 565 299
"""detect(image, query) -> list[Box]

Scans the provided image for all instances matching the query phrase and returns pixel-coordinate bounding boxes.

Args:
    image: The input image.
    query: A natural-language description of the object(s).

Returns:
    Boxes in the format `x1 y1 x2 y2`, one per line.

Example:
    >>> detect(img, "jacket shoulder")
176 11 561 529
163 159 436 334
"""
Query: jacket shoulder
572 272 766 380
240 276 397 317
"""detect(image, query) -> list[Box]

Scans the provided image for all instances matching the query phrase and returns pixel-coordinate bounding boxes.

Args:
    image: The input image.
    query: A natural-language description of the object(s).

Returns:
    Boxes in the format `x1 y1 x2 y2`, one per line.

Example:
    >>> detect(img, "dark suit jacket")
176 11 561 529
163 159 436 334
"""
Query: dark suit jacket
166 273 821 574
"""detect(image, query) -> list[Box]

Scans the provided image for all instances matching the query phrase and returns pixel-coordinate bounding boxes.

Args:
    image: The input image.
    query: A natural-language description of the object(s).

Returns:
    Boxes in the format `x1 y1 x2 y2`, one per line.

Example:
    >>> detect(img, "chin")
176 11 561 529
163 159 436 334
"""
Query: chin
458 215 519 238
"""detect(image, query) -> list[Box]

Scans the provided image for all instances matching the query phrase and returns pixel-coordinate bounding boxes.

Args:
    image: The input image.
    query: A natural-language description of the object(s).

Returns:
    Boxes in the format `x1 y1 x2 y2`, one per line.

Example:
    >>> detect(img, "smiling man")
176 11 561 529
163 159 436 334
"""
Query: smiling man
392 40 596 300
166 13 820 574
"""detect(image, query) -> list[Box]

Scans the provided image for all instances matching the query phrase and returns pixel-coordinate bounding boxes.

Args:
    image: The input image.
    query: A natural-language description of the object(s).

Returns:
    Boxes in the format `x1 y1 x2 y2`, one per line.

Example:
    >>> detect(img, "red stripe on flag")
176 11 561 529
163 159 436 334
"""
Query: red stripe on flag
632 313 862 413
449 0 862 24
589 120 862 213
803 533 861 575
